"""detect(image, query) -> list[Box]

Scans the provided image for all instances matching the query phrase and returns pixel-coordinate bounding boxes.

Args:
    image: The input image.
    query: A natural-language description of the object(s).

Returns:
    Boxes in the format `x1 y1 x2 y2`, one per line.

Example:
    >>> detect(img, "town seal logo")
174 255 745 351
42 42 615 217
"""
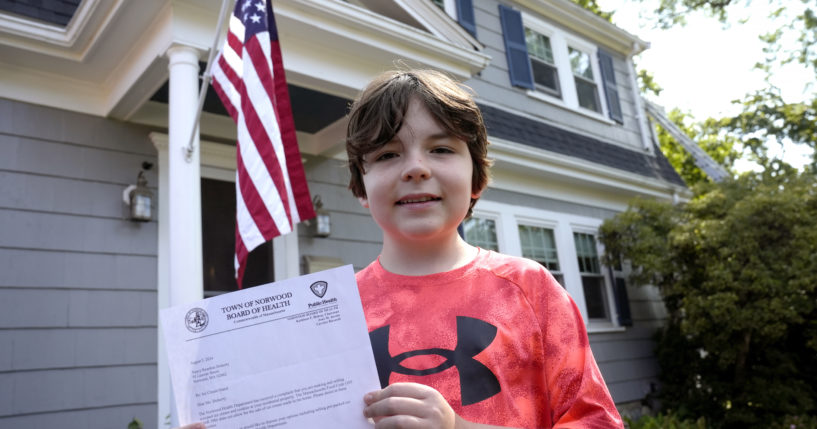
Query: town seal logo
310 280 328 298
185 308 209 333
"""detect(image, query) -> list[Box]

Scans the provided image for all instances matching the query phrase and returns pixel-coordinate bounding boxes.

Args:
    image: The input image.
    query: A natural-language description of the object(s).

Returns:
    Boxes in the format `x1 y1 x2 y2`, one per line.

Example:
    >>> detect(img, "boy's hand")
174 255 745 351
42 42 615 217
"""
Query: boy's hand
363 382 462 429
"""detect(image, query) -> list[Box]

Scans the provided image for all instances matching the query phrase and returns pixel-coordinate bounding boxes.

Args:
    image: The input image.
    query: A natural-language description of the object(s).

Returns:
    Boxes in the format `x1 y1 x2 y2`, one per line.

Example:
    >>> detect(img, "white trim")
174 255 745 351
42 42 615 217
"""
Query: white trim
0 0 491 121
0 0 124 60
274 0 490 85
442 0 457 19
525 90 615 125
514 0 648 55
468 208 506 251
570 225 618 325
628 43 655 153
395 0 482 51
149 132 172 429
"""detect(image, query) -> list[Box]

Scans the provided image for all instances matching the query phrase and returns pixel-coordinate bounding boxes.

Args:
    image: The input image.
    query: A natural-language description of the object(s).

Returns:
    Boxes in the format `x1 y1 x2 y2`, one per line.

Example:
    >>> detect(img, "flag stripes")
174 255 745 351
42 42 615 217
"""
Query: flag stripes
211 0 315 286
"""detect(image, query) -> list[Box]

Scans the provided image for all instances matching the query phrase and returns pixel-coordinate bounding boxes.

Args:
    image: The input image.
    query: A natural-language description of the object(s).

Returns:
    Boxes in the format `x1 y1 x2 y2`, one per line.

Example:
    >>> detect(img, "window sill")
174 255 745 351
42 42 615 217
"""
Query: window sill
587 322 626 334
525 90 616 126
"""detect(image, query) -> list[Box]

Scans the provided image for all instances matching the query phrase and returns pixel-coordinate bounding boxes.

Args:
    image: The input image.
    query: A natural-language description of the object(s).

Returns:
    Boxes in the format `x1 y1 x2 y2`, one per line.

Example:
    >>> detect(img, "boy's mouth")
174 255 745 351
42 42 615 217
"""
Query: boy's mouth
396 195 441 205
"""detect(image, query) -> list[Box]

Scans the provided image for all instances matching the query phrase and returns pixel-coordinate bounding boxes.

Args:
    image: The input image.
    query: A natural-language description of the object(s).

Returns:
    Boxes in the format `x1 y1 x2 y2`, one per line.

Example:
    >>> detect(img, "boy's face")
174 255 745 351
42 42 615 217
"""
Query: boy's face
357 97 480 244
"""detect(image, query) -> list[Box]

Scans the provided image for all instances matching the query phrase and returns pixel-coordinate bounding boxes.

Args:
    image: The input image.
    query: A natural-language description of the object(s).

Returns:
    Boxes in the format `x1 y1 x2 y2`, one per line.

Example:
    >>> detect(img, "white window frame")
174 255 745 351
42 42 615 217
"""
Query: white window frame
515 216 565 285
570 226 617 325
463 210 502 252
521 12 612 124
471 200 624 333
431 0 458 20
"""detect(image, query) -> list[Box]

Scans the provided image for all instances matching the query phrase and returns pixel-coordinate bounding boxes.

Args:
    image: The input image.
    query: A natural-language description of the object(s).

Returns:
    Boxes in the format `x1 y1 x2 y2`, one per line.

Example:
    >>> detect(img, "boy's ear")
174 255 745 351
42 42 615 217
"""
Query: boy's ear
471 188 483 199
357 196 370 209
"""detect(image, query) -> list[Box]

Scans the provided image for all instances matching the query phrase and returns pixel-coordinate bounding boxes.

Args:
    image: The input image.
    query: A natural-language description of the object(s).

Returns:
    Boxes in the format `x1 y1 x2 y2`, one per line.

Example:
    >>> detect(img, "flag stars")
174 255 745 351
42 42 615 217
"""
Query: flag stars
242 0 251 11
250 13 261 23
255 1 265 12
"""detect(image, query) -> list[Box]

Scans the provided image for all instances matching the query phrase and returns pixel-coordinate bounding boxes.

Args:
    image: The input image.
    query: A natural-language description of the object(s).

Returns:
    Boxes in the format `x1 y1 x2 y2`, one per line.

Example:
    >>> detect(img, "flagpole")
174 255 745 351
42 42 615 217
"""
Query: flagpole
183 0 233 163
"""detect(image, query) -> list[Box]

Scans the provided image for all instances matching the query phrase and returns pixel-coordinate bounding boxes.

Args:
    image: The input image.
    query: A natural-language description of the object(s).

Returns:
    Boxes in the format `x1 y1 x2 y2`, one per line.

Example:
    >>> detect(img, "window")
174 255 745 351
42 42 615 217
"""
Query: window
518 224 564 285
573 232 608 320
431 0 476 37
569 48 601 112
470 200 626 331
525 28 560 97
463 217 499 251
499 5 622 121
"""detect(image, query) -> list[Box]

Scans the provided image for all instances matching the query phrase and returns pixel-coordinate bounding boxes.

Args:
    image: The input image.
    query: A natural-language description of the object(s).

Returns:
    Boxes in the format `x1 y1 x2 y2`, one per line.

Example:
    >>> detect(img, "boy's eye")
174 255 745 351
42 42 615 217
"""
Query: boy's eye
431 146 455 154
374 152 398 162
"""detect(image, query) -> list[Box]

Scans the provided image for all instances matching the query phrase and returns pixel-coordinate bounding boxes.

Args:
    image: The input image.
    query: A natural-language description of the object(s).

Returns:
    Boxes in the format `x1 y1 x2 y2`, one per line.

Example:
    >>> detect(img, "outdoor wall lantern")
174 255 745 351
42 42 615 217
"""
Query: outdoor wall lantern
312 195 331 238
123 163 154 222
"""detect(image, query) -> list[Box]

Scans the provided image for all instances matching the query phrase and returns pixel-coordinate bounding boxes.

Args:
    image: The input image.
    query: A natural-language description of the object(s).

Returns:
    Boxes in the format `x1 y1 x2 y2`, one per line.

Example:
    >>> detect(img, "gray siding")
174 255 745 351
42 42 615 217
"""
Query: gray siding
0 98 159 428
465 0 645 151
299 154 382 272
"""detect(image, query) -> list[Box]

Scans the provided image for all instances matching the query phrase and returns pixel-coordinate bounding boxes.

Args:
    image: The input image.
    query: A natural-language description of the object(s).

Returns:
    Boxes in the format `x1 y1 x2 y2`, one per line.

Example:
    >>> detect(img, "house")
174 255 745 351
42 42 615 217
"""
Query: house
0 0 686 427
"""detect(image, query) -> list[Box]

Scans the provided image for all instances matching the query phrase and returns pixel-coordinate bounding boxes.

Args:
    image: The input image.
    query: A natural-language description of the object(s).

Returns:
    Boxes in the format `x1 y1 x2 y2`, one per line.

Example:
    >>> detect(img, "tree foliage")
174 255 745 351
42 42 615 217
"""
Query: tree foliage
638 0 817 170
569 0 614 21
600 170 817 427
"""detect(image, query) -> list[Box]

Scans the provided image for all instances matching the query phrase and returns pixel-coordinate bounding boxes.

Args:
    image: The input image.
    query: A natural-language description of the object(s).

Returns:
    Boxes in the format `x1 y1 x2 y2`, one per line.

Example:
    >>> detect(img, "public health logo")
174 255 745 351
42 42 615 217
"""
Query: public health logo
185 307 209 333
310 281 328 298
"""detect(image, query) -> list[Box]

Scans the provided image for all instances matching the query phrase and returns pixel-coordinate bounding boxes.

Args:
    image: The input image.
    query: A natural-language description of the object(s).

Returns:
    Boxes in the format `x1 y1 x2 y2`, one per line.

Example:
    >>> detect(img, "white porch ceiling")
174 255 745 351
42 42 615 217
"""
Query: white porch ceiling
0 0 491 133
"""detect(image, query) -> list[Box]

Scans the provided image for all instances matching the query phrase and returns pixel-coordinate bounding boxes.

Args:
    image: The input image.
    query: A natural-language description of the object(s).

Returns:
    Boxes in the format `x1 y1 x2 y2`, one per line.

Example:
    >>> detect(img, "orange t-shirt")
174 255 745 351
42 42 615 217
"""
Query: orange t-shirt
357 249 623 428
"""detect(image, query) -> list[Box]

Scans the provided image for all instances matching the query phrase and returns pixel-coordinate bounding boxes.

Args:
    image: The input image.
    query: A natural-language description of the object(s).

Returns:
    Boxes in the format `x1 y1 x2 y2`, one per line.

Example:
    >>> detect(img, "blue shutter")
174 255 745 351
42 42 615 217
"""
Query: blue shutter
608 265 633 327
598 49 624 123
455 0 477 37
499 5 534 90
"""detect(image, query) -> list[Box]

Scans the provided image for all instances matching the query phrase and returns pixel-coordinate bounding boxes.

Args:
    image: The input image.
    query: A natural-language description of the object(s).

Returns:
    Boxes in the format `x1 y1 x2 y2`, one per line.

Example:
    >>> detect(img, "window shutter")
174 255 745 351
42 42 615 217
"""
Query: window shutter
598 49 624 123
614 277 633 326
499 5 534 90
455 0 477 37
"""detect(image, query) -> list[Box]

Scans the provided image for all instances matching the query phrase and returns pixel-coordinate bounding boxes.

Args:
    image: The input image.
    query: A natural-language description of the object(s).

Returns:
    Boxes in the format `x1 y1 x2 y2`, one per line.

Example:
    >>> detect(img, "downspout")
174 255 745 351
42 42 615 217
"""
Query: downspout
627 42 653 154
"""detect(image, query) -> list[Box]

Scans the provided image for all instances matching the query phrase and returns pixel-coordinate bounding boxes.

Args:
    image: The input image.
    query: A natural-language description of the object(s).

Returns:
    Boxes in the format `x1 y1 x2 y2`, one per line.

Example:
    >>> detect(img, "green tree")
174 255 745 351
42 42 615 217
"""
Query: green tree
638 0 817 170
600 170 817 427
570 0 614 21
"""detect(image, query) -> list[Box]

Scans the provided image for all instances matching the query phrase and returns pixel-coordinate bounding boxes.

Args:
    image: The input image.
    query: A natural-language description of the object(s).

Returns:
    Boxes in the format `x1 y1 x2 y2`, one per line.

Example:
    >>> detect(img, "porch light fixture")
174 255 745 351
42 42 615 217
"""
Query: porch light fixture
123 164 154 222
312 195 331 237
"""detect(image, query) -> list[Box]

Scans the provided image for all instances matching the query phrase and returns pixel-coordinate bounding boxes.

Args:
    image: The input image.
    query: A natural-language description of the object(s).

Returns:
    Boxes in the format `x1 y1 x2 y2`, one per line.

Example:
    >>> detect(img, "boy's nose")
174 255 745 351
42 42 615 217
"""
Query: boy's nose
401 154 431 181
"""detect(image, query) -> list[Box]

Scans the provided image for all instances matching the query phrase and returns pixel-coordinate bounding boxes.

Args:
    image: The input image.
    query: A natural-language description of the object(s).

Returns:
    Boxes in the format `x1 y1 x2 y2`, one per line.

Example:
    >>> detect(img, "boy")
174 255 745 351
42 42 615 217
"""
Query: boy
348 69 623 428
178 69 621 429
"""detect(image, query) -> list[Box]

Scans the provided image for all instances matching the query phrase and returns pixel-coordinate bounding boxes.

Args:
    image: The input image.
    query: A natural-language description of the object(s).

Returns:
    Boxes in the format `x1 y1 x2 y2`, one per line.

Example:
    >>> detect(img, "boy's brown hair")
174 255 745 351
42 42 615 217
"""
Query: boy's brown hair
346 69 491 217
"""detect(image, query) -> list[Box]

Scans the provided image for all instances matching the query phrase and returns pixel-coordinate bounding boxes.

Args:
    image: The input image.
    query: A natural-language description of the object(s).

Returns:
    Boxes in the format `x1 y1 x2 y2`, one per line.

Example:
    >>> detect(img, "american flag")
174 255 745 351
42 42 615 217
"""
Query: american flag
211 0 315 287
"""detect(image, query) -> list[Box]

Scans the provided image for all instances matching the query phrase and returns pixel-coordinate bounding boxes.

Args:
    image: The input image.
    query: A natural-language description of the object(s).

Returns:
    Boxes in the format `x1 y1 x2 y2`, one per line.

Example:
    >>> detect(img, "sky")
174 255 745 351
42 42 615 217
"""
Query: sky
596 0 814 170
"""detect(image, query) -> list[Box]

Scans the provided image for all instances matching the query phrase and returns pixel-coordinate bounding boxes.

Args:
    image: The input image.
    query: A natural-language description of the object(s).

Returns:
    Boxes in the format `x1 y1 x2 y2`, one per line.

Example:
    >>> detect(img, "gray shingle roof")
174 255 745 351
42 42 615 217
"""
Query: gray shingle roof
478 103 686 187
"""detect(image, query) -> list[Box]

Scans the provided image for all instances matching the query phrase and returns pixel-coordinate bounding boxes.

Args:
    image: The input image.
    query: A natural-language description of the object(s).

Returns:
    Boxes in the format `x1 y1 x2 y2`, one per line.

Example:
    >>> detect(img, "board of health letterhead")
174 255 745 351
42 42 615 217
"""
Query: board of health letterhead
160 265 380 428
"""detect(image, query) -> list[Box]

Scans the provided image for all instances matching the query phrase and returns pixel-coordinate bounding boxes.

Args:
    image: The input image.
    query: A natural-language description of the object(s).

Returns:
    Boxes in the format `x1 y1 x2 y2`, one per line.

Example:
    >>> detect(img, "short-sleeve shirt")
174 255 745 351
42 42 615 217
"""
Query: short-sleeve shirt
357 249 623 428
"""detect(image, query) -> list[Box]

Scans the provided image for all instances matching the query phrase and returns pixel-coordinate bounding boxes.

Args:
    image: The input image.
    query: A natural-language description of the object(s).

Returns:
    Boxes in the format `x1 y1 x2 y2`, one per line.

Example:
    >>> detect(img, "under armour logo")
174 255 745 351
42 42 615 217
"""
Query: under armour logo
369 316 501 406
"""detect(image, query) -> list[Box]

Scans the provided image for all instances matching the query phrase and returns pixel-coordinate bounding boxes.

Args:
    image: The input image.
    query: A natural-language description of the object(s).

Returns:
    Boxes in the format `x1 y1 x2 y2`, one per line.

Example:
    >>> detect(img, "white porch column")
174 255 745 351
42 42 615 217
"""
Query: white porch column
150 133 173 428
167 44 204 305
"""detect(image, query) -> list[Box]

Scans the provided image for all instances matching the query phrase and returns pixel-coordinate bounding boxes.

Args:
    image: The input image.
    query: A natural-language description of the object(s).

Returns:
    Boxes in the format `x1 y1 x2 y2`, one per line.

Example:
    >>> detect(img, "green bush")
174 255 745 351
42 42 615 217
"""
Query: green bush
769 415 817 429
625 412 707 429
601 170 817 428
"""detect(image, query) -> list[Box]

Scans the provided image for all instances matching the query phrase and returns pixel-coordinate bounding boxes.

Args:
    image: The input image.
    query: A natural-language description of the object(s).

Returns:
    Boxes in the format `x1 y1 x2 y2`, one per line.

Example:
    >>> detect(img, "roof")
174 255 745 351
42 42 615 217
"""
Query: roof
478 103 686 187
